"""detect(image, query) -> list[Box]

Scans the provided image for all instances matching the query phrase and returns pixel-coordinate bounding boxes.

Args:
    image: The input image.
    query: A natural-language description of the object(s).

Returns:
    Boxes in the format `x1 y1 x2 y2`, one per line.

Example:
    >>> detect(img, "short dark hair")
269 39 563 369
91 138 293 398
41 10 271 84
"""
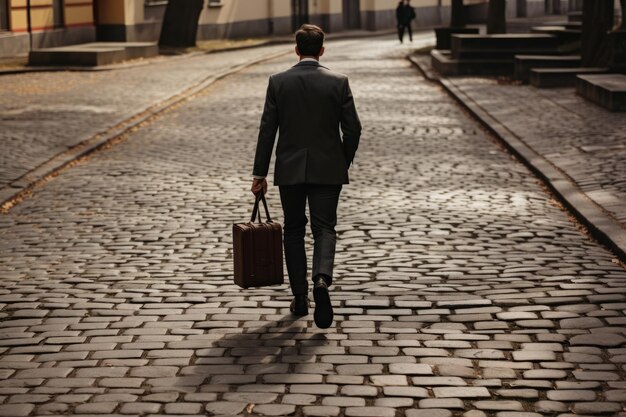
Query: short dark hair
295 24 325 56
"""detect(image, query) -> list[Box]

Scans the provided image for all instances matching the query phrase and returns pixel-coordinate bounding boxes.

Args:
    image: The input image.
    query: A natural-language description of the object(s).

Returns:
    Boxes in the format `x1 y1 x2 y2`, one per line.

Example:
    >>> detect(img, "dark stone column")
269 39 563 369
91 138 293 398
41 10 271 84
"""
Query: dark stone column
618 0 626 31
581 0 613 67
487 0 506 34
450 0 465 27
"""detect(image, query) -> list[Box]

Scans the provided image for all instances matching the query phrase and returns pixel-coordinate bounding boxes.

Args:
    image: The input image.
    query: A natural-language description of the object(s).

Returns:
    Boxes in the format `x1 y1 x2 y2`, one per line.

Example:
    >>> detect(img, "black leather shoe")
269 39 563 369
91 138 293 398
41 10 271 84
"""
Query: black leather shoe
290 295 309 316
313 276 333 329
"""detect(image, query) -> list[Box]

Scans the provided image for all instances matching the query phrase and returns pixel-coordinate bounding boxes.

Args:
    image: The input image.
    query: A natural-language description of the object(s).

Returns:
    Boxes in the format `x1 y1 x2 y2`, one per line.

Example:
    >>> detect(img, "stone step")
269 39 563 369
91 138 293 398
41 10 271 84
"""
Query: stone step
431 49 514 76
576 74 626 111
451 34 561 60
514 54 582 83
451 34 560 52
568 11 583 22
454 48 563 61
530 67 609 88
435 27 481 50
547 21 582 30
530 26 581 43
29 42 158 67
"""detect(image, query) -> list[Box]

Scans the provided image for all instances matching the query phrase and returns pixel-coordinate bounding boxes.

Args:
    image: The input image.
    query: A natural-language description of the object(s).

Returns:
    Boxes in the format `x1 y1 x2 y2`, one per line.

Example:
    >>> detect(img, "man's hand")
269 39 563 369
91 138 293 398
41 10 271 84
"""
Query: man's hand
251 178 268 196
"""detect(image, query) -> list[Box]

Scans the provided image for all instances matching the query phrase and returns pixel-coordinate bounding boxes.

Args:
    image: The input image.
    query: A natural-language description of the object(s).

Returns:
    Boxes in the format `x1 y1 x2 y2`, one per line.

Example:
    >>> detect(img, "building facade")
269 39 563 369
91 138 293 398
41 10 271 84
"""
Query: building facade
0 0 95 57
0 0 577 58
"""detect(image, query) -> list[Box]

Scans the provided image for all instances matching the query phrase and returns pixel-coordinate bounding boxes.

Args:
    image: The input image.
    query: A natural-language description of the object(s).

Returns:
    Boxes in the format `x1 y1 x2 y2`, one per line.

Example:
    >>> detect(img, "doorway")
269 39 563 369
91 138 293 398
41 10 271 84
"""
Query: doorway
342 0 361 30
291 0 309 31
53 0 64 28
0 0 8 31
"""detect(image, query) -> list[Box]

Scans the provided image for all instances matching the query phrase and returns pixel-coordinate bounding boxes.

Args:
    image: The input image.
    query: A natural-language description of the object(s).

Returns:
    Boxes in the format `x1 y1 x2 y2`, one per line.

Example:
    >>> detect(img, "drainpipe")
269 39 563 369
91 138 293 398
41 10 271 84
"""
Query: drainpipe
268 0 274 35
26 0 33 50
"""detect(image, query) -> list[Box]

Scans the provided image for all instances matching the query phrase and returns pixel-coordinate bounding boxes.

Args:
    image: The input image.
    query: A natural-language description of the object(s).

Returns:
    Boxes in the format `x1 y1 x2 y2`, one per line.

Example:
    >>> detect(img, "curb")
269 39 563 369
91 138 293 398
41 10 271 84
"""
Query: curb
0 29 397 76
408 54 626 262
0 48 291 213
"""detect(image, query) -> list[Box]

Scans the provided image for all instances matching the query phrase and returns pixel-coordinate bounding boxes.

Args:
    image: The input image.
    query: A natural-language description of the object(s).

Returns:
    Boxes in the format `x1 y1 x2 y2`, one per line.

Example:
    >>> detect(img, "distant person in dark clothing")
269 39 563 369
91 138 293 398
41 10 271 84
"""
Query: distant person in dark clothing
396 0 416 43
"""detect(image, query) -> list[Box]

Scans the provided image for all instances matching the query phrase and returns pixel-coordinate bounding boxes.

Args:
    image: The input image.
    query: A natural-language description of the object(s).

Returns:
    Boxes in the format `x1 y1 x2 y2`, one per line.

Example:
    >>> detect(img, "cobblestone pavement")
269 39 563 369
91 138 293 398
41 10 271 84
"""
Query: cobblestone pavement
1 35 626 417
0 44 290 190
443 77 626 227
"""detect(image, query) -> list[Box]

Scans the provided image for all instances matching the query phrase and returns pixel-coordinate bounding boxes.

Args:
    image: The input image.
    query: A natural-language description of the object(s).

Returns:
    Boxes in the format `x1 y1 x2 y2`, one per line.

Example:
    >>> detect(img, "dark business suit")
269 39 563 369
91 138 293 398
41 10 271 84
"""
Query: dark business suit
252 60 361 296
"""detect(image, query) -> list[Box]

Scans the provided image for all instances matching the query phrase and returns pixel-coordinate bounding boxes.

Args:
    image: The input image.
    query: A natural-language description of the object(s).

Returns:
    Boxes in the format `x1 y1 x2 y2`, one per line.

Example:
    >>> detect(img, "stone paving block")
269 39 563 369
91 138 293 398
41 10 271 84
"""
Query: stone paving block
546 389 596 401
341 385 378 397
322 397 366 407
36 402 70 414
222 392 279 404
336 365 383 375
0 403 35 416
463 411 487 417
496 389 539 399
569 334 626 347
345 406 396 417
413 376 467 386
573 371 620 381
511 351 556 361
302 405 341 416
370 375 408 386
204 401 248 415
281 394 317 405
522 370 567 379
571 401 622 414
74 402 119 414
483 368 517 379
474 400 524 411
290 385 339 395
406 410 452 417
388 363 433 375
119 402 161 414
252 404 296 416
433 387 491 398
533 400 568 412
375 397 413 407
418 398 464 408
382 386 429 397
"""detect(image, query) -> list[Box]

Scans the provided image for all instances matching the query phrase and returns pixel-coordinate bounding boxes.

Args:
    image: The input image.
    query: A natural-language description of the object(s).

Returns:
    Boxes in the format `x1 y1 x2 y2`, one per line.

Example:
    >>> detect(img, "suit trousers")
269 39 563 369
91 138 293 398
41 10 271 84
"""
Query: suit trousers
279 184 342 296
398 23 413 42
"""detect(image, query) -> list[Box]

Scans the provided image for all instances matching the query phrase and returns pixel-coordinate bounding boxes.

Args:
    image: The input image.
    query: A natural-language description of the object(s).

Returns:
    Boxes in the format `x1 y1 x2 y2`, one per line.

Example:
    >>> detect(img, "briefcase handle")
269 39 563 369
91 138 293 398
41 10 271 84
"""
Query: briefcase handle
251 192 273 223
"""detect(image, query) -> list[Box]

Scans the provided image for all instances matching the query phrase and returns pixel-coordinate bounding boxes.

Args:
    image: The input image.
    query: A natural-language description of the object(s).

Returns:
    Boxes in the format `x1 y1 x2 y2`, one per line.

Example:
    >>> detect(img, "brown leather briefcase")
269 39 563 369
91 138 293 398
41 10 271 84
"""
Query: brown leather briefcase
233 193 284 289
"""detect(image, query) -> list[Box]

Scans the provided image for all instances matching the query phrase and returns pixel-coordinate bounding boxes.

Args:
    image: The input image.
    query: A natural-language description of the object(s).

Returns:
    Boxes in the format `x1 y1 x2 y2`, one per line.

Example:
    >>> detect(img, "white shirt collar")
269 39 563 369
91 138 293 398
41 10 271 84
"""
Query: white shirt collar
299 58 319 63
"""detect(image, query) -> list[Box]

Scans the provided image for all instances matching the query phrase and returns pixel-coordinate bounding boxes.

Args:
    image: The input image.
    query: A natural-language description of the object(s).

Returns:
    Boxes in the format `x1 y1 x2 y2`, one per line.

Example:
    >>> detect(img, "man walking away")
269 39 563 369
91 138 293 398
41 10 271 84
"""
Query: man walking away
251 24 362 329
396 0 416 43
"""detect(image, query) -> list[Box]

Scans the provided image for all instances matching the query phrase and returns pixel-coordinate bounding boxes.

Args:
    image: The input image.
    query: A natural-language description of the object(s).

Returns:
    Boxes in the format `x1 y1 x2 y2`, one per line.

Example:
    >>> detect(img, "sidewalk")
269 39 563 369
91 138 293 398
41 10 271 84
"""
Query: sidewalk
409 53 626 261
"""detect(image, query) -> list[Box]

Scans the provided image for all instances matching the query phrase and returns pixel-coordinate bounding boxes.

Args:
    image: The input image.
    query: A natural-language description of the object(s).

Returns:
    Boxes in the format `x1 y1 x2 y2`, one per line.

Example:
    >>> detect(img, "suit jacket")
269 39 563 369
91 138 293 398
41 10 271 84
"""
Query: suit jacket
252 60 362 186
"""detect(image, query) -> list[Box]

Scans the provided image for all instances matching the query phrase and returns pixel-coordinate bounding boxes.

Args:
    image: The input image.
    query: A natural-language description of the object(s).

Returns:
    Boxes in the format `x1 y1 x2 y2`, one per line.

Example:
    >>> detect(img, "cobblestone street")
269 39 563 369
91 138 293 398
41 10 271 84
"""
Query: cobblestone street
1 35 625 417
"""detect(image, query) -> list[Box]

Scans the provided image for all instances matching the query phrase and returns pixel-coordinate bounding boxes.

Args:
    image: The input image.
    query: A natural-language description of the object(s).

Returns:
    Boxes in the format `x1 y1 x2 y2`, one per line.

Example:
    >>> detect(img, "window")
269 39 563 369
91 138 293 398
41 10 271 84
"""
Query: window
0 0 9 31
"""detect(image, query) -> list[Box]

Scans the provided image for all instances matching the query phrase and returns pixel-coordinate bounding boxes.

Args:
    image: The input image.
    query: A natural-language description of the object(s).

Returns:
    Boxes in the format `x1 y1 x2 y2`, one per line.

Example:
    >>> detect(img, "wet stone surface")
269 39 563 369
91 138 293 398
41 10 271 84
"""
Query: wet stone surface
0 35 625 416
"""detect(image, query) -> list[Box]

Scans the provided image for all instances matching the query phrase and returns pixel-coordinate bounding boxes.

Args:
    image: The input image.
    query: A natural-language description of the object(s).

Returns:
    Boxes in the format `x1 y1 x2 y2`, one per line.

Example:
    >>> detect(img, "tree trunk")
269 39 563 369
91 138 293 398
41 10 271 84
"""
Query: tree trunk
487 0 506 34
159 0 204 48
581 0 613 66
450 0 465 27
